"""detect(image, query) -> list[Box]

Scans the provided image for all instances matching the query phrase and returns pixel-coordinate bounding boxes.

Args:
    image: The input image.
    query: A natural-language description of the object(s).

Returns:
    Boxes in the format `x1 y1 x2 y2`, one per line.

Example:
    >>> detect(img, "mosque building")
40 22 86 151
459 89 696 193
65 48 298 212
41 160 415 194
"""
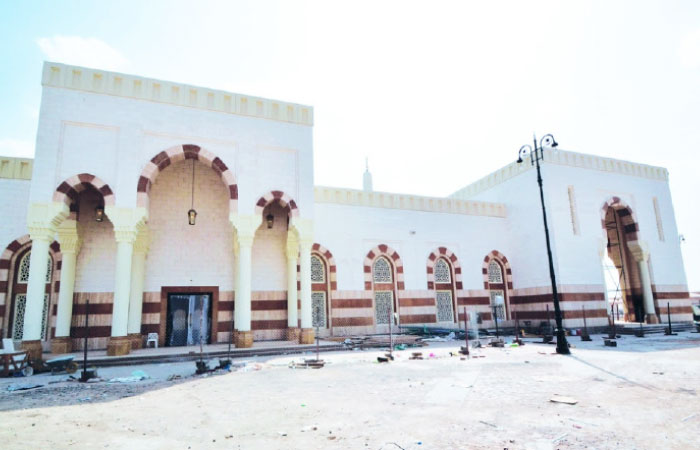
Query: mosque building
0 62 692 357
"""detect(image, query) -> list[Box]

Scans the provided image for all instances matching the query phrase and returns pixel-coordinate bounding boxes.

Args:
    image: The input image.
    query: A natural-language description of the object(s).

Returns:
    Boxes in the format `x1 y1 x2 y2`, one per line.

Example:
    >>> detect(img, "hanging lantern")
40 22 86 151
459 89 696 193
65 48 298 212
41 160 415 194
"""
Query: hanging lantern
94 204 105 222
266 213 274 229
188 158 197 226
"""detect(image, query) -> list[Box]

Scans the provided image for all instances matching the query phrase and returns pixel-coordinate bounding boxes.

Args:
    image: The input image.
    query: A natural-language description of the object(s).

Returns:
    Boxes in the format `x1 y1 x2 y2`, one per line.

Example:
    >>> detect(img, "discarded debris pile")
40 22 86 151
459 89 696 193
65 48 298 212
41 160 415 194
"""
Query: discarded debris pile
338 335 425 350
289 359 325 369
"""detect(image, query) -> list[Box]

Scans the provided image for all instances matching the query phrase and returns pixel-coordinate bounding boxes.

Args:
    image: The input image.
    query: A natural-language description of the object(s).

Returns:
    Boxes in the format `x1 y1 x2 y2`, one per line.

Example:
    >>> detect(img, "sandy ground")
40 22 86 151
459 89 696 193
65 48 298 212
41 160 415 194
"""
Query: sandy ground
1 333 699 450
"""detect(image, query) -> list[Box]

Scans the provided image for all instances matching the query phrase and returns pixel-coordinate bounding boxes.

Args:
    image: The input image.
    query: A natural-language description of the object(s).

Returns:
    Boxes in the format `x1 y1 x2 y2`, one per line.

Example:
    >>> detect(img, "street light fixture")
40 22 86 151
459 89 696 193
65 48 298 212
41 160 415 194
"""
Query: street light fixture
517 133 570 355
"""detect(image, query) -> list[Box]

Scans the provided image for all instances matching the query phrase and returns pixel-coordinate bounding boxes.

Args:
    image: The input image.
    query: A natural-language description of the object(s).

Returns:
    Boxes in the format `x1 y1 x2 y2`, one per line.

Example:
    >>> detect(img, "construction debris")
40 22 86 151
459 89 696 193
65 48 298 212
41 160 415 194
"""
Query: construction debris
550 395 578 405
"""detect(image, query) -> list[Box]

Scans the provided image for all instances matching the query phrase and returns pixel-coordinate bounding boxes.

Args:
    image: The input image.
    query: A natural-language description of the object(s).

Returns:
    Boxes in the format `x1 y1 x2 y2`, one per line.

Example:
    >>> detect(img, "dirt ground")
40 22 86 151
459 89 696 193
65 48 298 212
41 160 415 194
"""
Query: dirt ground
1 333 699 449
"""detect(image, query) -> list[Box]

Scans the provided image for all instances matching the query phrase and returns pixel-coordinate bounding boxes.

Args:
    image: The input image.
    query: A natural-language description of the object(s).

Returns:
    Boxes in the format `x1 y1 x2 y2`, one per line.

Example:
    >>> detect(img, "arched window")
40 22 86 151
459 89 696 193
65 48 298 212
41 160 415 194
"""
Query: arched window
434 258 451 283
311 254 328 328
12 250 52 340
310 255 325 283
372 256 394 325
487 260 506 320
373 257 392 283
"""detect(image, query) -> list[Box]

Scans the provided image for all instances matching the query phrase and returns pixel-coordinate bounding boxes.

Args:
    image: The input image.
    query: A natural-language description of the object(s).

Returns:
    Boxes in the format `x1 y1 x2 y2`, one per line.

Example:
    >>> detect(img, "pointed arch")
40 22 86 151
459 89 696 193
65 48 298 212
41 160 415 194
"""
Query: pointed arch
136 144 238 212
311 243 337 293
600 196 640 241
53 173 115 206
426 247 463 290
0 235 62 340
363 244 404 290
482 250 514 321
255 191 299 218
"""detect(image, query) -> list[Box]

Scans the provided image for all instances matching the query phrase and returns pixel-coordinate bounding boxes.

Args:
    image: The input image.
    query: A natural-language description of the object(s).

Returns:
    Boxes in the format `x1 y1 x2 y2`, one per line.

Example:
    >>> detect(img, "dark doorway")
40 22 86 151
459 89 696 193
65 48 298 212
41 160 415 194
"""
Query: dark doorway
166 293 211 346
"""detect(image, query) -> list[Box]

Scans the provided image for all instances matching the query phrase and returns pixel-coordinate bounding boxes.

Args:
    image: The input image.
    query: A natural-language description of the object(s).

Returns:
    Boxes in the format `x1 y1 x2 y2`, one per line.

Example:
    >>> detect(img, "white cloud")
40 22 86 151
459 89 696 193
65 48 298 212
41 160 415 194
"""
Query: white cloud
36 36 129 71
679 29 700 68
0 139 34 158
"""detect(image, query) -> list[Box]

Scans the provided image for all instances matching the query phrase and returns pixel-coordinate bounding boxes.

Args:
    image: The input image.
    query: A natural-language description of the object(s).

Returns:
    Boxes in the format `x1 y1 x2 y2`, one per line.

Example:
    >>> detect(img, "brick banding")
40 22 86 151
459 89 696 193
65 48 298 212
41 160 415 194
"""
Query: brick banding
254 191 300 218
52 173 115 206
426 247 463 290
482 250 514 319
137 144 238 213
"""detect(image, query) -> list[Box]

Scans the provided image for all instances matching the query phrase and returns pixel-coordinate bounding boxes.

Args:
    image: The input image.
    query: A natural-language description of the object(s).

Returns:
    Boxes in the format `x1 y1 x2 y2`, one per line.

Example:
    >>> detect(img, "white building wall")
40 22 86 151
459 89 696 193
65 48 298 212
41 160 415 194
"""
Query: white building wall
74 191 116 292
0 178 31 247
313 203 510 291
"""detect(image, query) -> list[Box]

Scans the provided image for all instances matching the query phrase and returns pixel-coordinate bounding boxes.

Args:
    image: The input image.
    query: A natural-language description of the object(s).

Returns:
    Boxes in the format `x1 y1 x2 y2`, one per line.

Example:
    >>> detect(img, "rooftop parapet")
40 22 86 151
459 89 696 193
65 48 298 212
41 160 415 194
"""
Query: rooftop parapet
42 62 314 126
0 157 33 180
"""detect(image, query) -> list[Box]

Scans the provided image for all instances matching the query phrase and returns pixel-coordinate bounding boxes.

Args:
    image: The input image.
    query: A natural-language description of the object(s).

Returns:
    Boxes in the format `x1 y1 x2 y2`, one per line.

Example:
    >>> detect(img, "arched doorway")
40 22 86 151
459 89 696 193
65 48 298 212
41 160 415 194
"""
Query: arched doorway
602 203 645 322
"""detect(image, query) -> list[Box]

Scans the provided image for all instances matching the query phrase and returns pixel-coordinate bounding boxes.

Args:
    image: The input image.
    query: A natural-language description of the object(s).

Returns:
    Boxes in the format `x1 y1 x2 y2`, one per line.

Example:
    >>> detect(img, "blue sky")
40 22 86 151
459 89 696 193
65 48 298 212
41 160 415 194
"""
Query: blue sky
1 1 699 289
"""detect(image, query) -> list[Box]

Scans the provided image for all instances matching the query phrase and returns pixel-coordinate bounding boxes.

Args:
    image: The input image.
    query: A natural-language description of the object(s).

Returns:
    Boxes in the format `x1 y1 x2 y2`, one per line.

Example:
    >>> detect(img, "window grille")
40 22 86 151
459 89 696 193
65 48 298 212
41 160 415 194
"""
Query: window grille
17 252 52 284
436 291 454 322
312 292 327 328
12 293 49 340
374 291 393 324
488 261 503 283
434 258 451 283
310 255 325 283
373 257 392 283
490 290 506 321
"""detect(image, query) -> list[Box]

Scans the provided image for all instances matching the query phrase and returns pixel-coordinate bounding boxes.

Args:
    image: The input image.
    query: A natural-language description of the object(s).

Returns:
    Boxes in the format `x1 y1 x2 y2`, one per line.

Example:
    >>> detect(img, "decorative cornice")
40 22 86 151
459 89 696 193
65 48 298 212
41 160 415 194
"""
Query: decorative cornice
0 157 33 180
314 186 506 218
450 149 669 200
42 62 314 126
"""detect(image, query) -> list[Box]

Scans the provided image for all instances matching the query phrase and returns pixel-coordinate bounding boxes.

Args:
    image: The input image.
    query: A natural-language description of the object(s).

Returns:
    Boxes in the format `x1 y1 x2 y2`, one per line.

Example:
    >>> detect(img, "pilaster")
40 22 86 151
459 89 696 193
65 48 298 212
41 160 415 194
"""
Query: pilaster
286 233 299 334
54 220 81 351
230 214 262 348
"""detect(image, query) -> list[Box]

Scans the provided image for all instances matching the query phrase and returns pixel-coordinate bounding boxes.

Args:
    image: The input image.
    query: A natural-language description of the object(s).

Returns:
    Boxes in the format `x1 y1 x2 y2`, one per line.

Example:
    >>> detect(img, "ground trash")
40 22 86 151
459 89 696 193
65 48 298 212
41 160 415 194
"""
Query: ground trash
108 370 149 383
7 383 44 392
550 395 578 405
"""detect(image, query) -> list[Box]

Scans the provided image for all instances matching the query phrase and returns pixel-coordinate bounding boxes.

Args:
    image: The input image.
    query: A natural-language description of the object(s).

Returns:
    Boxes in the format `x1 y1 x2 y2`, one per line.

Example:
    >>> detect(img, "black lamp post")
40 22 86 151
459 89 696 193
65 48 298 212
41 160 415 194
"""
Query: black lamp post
517 133 570 355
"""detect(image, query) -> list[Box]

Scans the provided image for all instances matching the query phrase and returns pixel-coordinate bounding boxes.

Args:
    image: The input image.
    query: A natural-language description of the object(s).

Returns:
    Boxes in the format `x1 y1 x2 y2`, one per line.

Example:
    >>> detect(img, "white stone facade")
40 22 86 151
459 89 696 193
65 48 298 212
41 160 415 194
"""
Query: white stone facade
0 62 693 354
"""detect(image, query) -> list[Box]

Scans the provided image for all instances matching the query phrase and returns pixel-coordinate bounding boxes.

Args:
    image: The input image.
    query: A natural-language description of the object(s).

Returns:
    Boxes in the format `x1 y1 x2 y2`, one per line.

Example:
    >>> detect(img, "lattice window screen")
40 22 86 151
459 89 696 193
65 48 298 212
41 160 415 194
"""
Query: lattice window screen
434 259 451 283
490 290 506 320
436 291 454 322
373 257 392 283
17 252 51 284
12 293 49 340
312 291 327 328
374 291 393 324
488 261 503 283
310 255 325 283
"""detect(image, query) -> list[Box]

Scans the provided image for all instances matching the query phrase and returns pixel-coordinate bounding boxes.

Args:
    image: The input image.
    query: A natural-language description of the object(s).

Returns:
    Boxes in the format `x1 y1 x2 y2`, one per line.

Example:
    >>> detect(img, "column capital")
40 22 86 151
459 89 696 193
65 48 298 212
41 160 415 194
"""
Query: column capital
289 217 313 243
56 219 81 254
133 228 150 253
627 240 650 262
26 201 70 241
106 206 147 244
230 214 261 248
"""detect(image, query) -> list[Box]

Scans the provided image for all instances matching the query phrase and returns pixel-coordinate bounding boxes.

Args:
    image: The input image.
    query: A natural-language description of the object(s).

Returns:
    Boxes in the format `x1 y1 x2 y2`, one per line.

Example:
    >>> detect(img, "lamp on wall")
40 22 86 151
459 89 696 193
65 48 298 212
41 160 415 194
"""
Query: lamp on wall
188 158 197 226
266 213 274 229
94 204 104 222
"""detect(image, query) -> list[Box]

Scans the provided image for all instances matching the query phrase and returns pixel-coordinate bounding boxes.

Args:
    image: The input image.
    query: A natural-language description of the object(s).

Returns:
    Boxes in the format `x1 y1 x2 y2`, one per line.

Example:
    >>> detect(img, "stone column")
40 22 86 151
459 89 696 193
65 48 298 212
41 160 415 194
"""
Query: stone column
299 239 314 344
126 229 149 349
285 234 300 341
52 220 81 354
22 202 69 360
108 228 137 356
629 241 659 324
234 230 255 348
21 232 52 359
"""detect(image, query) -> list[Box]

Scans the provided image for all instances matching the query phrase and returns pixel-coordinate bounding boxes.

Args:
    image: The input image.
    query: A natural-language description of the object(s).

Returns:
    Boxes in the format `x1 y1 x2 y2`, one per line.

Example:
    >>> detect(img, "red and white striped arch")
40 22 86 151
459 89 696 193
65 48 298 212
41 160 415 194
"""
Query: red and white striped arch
363 244 404 291
254 191 299 218
482 250 513 290
426 247 463 290
53 173 115 206
137 144 238 212
312 243 337 293
600 196 640 241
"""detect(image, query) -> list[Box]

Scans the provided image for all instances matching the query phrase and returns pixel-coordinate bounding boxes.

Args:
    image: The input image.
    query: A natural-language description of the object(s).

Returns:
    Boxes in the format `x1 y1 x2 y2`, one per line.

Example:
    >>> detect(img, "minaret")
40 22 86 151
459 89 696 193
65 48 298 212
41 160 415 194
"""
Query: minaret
363 157 373 192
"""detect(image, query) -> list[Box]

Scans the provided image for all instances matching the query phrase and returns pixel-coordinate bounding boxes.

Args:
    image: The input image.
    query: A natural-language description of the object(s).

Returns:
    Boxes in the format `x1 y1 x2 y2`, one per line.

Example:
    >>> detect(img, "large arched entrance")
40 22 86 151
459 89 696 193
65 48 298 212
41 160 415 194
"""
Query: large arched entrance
601 198 647 322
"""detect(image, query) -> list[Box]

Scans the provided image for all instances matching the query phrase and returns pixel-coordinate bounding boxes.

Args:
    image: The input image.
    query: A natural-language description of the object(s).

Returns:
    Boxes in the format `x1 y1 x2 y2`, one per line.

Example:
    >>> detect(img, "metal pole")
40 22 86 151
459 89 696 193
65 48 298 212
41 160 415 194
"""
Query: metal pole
610 304 617 339
667 302 673 334
227 310 234 361
493 305 500 339
463 306 470 356
316 326 320 361
83 299 89 371
533 140 569 354
514 311 522 345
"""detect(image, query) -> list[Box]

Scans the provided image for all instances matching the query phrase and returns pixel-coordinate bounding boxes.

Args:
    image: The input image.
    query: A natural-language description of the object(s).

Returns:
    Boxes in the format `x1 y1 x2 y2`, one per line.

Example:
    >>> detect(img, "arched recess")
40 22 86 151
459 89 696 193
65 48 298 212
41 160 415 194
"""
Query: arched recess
310 243 336 331
364 245 404 328
427 247 462 323
0 235 61 341
482 250 513 322
255 191 299 218
53 173 115 207
600 196 645 322
137 144 238 213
